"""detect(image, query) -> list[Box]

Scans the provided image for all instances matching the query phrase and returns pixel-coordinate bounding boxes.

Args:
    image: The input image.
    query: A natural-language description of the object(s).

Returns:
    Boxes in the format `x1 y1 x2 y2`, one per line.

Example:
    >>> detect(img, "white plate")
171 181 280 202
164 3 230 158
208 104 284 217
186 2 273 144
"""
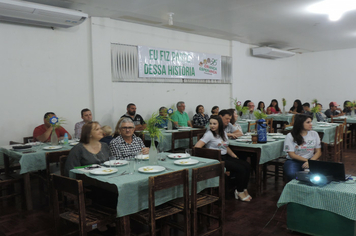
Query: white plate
273 136 286 139
244 132 253 135
89 168 118 175
27 142 41 146
239 135 252 139
138 166 166 173
268 133 283 136
167 153 190 159
70 142 79 146
178 127 191 129
317 122 328 124
174 159 200 166
318 125 331 127
136 154 149 160
103 160 128 166
267 138 276 142
43 146 62 150
235 139 251 142
164 130 179 133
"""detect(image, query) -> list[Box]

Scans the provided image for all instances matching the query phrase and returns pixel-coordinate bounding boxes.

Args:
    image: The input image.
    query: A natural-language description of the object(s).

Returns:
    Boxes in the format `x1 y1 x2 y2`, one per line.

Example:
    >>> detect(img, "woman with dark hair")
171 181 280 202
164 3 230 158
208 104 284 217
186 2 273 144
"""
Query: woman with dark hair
211 106 219 116
289 99 303 114
343 100 352 116
283 114 321 181
65 121 110 176
257 101 266 114
240 100 251 116
193 105 210 127
267 99 281 114
195 115 251 201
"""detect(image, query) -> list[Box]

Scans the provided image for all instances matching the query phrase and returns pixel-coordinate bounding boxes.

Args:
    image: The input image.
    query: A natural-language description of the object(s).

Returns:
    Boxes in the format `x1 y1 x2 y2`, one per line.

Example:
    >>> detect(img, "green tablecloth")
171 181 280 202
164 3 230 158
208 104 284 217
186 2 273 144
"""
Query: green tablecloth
277 179 356 221
327 116 356 124
228 139 285 164
144 129 201 151
0 144 73 174
267 114 294 123
70 155 219 217
285 123 338 143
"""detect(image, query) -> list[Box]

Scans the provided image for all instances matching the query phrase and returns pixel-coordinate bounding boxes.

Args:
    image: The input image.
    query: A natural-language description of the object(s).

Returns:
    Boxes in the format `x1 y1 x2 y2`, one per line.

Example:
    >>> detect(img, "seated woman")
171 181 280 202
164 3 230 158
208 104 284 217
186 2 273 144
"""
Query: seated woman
343 100 352 116
227 108 243 133
65 121 110 176
194 115 252 201
211 106 219 116
193 105 210 127
283 114 321 182
155 106 169 128
257 101 266 114
289 99 303 114
109 118 149 159
267 99 281 114
100 125 113 146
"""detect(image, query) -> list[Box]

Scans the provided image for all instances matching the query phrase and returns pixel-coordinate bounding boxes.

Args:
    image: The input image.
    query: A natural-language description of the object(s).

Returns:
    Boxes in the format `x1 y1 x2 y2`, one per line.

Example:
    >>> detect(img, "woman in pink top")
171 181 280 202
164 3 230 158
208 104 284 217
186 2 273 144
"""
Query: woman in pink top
267 99 281 114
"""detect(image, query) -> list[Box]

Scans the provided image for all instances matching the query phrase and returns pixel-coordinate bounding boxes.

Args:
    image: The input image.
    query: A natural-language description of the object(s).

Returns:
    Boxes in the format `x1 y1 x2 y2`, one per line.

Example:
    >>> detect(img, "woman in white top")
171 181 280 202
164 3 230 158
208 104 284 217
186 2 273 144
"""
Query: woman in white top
195 115 252 201
283 114 321 181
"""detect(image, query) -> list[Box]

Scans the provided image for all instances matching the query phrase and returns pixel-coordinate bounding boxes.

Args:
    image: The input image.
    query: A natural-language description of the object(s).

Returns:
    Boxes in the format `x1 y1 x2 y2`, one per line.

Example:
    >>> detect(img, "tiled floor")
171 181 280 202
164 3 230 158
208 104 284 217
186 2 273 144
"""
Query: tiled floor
1 147 356 236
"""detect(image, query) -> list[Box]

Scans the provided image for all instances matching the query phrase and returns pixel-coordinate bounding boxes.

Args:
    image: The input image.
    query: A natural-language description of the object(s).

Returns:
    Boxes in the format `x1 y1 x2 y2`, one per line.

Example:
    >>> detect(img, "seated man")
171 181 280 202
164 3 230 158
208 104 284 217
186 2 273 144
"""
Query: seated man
171 101 193 128
155 107 169 128
241 101 256 120
109 118 149 159
121 103 146 131
219 109 243 139
74 108 92 139
302 103 312 116
325 102 344 118
33 112 71 142
316 103 326 122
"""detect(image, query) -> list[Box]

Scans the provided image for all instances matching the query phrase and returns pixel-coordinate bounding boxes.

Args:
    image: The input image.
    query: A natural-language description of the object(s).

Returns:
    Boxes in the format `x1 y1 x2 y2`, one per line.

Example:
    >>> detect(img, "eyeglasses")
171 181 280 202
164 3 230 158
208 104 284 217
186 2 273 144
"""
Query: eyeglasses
121 127 135 130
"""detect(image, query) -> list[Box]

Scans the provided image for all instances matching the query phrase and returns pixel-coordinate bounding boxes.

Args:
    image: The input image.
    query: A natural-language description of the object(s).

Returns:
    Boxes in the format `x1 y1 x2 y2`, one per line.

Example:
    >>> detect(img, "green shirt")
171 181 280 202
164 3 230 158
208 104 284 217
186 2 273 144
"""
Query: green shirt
171 111 190 127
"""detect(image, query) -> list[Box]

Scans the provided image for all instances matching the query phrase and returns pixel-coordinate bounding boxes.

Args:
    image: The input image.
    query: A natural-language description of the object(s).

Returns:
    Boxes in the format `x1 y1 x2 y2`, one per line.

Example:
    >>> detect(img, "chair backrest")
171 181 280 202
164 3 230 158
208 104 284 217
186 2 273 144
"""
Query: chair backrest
23 136 33 144
247 122 256 132
191 162 225 234
197 133 204 141
171 131 192 151
193 147 222 162
265 118 274 133
331 117 346 124
59 155 68 176
9 141 22 145
46 150 71 181
51 174 86 234
148 169 189 229
191 129 206 147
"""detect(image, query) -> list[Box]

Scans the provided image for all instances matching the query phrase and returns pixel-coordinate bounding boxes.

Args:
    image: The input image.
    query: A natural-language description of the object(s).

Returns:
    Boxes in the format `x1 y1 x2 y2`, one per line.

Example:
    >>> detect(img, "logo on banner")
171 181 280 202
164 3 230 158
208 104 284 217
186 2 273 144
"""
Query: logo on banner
199 57 218 75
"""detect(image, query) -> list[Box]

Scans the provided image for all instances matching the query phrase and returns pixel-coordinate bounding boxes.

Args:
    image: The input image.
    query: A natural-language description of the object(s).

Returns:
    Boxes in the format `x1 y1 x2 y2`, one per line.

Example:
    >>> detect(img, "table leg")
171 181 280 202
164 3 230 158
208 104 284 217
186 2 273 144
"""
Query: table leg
118 215 130 236
23 173 33 211
4 153 10 176
255 150 262 196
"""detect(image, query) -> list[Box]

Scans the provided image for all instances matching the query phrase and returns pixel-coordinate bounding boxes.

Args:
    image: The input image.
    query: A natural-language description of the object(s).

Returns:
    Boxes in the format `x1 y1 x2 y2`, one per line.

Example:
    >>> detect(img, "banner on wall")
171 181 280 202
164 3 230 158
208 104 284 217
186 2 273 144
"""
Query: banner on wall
138 46 221 80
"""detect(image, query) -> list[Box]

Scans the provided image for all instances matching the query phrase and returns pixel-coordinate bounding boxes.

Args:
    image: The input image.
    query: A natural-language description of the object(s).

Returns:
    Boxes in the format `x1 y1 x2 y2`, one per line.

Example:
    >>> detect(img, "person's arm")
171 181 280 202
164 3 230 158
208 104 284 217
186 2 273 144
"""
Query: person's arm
58 126 72 140
194 139 206 148
171 112 179 128
226 146 238 158
187 120 193 128
64 146 82 176
109 139 122 158
267 107 272 115
227 129 243 139
34 126 53 142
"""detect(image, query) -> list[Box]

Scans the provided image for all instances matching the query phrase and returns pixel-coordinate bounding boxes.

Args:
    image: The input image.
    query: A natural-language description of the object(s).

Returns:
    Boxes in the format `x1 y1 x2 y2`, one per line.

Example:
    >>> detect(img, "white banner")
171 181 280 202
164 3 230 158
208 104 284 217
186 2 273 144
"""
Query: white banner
138 46 221 80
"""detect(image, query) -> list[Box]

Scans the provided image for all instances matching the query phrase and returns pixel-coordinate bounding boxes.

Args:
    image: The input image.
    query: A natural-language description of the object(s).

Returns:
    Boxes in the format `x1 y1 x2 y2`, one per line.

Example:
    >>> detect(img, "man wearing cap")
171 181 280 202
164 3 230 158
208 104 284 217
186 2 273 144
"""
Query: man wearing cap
324 102 344 118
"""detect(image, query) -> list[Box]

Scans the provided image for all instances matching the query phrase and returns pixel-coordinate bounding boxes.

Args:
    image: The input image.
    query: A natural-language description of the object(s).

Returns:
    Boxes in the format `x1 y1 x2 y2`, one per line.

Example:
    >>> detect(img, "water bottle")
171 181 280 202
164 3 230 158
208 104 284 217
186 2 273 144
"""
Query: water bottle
256 119 267 143
63 133 69 145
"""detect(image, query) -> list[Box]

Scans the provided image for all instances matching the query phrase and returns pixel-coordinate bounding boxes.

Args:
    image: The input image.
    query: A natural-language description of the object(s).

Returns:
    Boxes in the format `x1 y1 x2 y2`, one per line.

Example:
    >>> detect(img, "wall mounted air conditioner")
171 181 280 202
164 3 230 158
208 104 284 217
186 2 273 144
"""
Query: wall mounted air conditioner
0 0 88 28
251 47 296 59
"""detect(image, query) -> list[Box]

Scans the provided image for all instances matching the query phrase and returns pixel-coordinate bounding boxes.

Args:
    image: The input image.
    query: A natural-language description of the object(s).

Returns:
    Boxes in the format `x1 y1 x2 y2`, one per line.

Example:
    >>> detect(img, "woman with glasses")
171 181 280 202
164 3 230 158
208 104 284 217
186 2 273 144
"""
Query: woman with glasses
109 118 149 159
64 121 110 176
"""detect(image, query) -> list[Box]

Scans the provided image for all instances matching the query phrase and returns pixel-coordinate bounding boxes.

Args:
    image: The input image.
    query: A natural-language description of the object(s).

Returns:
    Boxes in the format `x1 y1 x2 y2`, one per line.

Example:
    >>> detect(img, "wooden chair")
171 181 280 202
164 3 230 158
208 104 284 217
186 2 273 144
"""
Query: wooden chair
331 118 352 150
171 131 192 152
51 174 118 236
46 150 71 184
0 174 25 210
23 136 33 144
265 118 274 133
197 133 204 141
322 124 343 162
130 169 190 236
247 122 256 132
191 129 207 147
1 142 22 175
191 162 225 236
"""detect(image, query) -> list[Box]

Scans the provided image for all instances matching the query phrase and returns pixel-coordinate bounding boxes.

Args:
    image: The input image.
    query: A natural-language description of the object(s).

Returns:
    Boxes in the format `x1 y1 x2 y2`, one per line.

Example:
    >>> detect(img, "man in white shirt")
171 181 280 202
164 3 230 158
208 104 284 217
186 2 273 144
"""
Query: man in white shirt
241 102 256 120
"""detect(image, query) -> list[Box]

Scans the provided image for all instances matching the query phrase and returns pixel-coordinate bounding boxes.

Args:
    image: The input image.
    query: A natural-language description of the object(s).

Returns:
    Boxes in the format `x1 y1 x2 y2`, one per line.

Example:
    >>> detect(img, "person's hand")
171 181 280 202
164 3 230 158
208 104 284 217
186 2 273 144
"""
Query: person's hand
302 161 309 169
142 147 149 154
227 133 238 139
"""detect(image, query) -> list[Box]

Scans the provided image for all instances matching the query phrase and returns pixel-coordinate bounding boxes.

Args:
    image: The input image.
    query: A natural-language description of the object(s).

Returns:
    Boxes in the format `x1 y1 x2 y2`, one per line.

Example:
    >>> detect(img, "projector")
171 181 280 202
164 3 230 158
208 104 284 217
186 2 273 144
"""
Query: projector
296 171 333 186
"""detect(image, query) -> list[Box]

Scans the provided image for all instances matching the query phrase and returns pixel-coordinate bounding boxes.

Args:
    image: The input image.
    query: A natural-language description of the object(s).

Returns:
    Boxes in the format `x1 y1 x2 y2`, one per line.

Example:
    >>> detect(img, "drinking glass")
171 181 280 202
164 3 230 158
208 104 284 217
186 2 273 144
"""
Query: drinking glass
128 156 136 174
157 145 165 161
135 151 142 167
185 148 192 157
109 156 116 168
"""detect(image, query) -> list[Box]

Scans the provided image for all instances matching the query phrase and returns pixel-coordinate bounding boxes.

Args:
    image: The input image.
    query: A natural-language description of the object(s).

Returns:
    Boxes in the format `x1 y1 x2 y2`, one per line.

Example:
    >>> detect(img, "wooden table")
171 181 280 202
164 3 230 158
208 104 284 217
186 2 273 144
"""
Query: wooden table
229 139 285 195
71 155 219 236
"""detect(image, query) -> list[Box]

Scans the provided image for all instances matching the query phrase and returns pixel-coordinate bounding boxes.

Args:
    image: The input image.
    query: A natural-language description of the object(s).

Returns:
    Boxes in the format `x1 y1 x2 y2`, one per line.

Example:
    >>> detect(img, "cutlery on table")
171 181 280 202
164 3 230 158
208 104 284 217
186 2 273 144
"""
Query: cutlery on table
108 171 128 178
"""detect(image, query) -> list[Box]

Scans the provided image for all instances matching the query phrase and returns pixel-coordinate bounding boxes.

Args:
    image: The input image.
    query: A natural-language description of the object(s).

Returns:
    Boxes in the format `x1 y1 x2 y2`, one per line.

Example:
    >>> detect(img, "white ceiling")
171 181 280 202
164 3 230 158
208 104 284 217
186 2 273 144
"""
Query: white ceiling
27 0 356 53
